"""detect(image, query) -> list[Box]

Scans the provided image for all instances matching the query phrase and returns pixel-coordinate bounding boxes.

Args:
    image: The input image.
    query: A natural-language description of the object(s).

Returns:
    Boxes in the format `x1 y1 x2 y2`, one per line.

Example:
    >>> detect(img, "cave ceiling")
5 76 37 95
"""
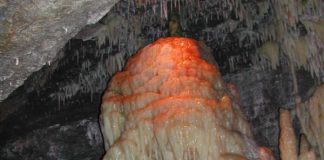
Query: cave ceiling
1 0 323 103
0 0 261 102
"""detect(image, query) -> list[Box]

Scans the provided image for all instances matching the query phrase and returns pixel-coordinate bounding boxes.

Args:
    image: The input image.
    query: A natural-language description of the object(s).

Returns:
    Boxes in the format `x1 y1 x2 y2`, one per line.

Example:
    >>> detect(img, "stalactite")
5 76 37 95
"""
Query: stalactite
258 41 279 69
56 45 126 105
40 0 324 159
254 0 324 79
228 55 241 72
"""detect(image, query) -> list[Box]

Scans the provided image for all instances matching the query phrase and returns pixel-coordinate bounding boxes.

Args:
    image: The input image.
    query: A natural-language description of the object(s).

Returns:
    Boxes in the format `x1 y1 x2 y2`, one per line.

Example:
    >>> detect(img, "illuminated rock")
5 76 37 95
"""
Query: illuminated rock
279 109 298 160
100 37 272 160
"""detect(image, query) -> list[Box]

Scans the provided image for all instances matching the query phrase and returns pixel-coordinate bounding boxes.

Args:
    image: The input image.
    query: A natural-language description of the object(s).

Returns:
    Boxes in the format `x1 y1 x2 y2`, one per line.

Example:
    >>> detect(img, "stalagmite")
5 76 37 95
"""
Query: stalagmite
298 135 316 160
297 84 324 160
298 151 316 160
258 147 275 160
100 37 273 160
299 134 310 154
279 109 298 160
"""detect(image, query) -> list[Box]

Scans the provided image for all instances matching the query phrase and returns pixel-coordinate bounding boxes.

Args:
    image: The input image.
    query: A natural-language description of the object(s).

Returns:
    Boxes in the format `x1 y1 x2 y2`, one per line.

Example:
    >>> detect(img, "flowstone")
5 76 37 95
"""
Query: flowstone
100 37 274 160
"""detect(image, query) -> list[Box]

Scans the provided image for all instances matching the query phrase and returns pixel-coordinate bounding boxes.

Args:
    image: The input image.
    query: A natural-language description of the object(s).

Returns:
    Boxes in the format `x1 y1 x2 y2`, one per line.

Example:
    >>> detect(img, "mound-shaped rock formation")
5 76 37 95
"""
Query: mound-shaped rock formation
100 37 273 160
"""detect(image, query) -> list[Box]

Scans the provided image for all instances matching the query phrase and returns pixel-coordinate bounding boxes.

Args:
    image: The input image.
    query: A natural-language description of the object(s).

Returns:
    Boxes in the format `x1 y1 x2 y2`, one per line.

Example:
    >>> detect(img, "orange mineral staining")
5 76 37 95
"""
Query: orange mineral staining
100 37 271 160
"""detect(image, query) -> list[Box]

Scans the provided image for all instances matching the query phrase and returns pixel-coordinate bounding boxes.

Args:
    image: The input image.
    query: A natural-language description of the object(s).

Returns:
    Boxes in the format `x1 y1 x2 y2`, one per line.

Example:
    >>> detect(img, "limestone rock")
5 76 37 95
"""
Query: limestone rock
0 0 119 101
100 37 269 160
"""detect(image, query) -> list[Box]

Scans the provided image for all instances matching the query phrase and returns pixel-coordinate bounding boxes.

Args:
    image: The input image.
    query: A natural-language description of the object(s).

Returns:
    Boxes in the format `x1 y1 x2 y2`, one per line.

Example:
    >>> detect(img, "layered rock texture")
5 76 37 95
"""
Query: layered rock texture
100 37 272 160
0 0 118 102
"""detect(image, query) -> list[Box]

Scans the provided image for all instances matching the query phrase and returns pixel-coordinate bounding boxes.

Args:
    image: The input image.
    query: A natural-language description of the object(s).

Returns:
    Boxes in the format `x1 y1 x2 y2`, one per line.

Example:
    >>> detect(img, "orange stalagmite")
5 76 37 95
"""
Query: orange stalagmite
279 109 298 160
100 37 274 160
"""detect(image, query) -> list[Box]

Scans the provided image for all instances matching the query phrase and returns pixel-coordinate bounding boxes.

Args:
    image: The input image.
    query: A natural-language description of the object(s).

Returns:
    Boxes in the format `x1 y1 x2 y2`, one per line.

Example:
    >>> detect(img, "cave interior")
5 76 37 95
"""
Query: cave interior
0 0 323 159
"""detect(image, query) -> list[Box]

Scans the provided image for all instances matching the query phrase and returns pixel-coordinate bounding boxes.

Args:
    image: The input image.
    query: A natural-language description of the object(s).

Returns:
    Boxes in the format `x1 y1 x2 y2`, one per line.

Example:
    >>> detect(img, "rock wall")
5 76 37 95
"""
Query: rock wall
0 0 119 102
0 118 103 160
225 67 315 159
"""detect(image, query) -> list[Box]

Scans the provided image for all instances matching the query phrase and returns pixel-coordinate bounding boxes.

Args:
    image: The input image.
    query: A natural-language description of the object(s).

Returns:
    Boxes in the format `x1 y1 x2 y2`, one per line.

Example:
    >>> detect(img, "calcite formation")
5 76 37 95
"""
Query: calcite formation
297 84 324 159
100 37 272 160
279 109 298 160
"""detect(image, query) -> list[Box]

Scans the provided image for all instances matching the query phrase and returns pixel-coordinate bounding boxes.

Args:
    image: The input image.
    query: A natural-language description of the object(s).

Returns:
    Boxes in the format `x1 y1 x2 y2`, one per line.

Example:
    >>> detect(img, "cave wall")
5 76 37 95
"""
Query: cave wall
0 64 315 160
225 67 315 159
1 118 103 160
0 0 323 159
0 0 119 102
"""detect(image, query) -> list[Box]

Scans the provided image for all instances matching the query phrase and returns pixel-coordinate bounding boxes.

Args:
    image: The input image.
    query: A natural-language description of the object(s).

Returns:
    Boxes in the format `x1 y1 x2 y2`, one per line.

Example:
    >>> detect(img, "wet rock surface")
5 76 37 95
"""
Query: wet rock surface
0 118 104 160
